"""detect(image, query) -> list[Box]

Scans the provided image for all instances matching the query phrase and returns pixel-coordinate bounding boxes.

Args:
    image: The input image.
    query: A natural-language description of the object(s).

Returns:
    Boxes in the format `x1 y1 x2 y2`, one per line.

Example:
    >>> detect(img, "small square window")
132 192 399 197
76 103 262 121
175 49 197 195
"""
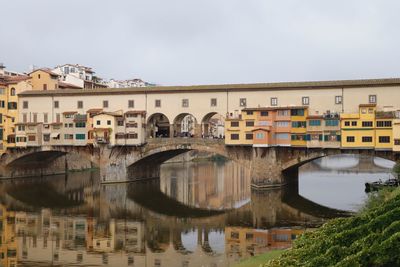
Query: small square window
103 100 108 108
96 120 100 125
302 96 309 105
54 101 59 108
155 99 161 107
211 98 217 107
369 95 377 104
271 97 278 106
23 101 28 109
335 96 342 104
77 101 83 109
107 120 111 125
128 100 134 108
239 98 247 107
182 99 189 107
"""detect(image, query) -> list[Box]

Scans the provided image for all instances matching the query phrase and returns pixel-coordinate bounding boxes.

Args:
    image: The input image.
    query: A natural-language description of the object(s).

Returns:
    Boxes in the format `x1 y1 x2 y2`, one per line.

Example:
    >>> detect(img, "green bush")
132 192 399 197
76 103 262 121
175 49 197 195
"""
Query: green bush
264 188 400 267
393 161 400 180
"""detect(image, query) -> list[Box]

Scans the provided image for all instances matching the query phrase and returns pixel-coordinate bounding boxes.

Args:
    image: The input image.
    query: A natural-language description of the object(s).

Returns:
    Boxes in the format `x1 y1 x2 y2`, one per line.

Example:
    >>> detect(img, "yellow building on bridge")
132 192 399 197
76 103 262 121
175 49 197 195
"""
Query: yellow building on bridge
341 104 395 151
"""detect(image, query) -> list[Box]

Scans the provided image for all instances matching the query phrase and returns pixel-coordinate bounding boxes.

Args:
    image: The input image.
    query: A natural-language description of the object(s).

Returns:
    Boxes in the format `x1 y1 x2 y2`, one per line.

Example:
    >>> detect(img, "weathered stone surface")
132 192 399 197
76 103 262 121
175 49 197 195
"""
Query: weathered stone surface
0 140 398 189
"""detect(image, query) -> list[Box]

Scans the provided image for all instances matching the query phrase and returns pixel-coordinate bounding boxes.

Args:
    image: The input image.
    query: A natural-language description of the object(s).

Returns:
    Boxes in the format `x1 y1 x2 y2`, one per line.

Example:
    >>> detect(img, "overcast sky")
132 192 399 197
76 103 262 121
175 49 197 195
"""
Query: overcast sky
1 0 400 85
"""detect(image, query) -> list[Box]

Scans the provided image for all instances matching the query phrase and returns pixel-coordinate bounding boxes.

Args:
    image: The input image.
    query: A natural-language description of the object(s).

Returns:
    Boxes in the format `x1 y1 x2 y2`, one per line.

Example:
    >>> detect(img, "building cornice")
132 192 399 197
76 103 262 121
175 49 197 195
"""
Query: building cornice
17 77 400 97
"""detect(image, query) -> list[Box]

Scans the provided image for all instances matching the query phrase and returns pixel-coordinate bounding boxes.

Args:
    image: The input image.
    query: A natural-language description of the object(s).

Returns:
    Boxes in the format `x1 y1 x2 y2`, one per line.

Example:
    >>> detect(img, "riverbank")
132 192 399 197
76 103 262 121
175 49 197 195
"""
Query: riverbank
234 250 284 267
263 187 400 266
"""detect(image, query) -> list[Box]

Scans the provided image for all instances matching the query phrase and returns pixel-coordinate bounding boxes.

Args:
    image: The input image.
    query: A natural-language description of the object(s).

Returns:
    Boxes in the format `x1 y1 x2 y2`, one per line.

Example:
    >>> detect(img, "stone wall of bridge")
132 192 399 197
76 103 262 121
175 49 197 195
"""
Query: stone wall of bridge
0 146 99 179
0 140 398 189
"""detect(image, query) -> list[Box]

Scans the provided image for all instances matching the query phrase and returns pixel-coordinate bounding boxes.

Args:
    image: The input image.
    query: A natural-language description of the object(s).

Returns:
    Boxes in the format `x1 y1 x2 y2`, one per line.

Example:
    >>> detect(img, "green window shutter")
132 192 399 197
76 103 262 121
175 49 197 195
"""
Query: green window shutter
319 134 323 141
324 135 328 141
337 135 341 141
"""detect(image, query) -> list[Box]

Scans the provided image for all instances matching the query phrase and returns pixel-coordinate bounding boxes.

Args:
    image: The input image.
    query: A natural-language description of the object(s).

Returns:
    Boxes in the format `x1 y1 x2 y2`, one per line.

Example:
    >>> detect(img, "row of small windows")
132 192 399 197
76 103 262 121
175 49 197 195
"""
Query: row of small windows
95 120 139 127
237 95 378 107
343 121 392 128
21 95 379 111
239 109 304 120
3 92 382 112
231 133 341 141
346 136 391 143
230 119 339 128
242 94 378 107
16 133 140 142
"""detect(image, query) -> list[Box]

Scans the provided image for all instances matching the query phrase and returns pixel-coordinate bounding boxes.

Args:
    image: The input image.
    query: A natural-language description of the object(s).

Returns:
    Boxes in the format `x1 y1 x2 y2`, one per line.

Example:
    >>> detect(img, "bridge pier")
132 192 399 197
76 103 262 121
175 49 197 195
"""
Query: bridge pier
250 148 286 189
249 147 329 189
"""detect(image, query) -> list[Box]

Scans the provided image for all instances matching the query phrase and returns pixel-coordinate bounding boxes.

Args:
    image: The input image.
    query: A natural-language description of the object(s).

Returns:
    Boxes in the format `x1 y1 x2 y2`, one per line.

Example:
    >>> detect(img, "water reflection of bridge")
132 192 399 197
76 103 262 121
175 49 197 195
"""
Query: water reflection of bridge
306 155 394 174
0 169 349 231
0 154 393 266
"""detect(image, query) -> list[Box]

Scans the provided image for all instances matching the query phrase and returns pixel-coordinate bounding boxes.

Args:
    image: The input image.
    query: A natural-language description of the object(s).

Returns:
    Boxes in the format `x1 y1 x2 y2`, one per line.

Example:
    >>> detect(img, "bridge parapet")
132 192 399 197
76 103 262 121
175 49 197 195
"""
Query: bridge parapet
146 137 225 145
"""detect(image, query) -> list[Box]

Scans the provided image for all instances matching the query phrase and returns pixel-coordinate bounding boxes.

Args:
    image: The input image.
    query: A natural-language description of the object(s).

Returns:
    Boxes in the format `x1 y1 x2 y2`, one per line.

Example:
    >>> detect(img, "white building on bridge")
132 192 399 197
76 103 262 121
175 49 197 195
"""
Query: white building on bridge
15 78 400 148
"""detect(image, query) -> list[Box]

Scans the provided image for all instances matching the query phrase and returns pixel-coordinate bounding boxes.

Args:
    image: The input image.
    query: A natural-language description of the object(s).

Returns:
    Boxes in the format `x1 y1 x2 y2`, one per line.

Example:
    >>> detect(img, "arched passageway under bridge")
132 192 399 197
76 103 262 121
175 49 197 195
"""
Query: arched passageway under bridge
0 147 98 179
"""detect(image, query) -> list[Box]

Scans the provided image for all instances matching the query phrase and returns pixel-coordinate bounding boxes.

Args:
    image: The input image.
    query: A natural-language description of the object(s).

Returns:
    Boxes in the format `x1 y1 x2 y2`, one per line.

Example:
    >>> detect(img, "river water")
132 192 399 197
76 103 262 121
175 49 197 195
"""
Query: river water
0 155 394 267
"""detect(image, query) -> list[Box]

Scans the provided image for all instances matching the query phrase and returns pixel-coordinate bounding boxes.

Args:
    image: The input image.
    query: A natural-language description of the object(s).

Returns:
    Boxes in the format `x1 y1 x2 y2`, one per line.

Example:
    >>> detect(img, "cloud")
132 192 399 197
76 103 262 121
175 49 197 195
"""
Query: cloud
1 0 399 85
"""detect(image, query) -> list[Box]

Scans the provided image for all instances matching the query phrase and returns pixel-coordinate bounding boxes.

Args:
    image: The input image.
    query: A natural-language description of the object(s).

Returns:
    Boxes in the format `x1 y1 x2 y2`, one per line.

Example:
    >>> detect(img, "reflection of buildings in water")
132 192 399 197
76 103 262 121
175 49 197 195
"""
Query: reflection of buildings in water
225 226 305 262
0 205 146 267
0 205 18 267
0 165 334 267
160 161 251 210
0 203 228 267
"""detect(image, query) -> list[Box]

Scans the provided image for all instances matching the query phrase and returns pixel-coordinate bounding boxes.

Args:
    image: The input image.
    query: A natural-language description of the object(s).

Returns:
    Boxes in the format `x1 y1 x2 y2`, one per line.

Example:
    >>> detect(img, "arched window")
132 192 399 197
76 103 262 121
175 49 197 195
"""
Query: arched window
10 88 16 96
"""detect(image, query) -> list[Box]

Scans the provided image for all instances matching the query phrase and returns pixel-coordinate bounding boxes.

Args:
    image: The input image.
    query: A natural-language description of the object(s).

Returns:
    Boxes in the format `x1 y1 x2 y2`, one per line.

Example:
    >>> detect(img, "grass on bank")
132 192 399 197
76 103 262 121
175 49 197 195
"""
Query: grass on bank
234 250 285 267
263 187 400 267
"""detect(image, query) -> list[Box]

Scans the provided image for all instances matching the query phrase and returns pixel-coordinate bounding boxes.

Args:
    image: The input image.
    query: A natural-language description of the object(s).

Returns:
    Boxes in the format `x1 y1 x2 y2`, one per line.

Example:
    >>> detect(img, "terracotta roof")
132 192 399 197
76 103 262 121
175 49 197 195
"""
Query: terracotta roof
251 128 270 132
29 68 59 77
307 115 324 119
58 82 83 89
93 127 111 130
86 108 103 113
359 103 376 107
63 111 77 115
15 122 41 126
93 111 123 117
125 110 146 115
4 75 31 83
18 77 400 97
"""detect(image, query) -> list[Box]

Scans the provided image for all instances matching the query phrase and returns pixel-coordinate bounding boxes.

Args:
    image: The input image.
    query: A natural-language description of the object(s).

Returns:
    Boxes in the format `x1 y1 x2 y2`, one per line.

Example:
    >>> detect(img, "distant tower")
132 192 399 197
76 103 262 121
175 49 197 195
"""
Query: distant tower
0 63 5 75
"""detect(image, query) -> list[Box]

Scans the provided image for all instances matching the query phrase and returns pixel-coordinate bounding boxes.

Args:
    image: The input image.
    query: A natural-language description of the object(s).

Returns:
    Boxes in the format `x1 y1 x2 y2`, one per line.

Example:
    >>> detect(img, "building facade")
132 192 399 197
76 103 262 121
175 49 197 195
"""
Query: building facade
3 78 400 152
53 64 108 89
340 104 395 150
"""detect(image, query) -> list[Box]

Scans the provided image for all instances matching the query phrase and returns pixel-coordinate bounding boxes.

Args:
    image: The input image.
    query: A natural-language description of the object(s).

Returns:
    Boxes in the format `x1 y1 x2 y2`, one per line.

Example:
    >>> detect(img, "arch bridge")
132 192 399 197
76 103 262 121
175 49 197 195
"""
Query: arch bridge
0 139 398 188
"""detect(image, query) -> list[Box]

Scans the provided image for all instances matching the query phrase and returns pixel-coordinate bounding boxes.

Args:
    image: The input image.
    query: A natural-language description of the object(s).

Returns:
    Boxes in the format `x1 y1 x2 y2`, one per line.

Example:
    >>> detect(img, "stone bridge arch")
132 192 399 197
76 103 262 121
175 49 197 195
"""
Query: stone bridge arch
99 138 253 183
126 138 231 181
250 147 399 189
0 146 99 178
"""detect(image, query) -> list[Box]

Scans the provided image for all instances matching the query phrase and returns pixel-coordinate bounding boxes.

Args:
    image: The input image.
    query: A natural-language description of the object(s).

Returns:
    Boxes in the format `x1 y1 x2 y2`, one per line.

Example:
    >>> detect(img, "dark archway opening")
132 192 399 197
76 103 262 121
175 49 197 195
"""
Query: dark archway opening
147 113 171 138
